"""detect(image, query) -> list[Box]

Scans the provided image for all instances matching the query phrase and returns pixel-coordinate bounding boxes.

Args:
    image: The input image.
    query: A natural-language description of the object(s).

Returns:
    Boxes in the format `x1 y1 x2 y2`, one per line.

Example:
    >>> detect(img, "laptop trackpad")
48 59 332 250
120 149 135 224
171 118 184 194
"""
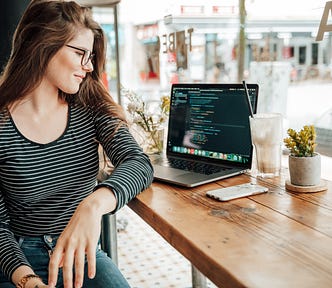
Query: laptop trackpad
153 164 190 178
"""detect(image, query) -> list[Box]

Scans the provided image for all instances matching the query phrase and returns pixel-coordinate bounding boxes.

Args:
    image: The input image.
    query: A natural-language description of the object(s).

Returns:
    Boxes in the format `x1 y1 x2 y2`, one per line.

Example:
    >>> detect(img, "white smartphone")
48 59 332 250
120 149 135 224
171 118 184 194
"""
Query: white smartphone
206 183 268 201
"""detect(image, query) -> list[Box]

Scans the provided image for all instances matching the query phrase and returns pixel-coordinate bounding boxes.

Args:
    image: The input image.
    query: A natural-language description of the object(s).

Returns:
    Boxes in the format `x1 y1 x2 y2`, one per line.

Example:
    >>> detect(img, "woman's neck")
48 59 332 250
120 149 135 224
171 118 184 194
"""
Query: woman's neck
9 82 65 117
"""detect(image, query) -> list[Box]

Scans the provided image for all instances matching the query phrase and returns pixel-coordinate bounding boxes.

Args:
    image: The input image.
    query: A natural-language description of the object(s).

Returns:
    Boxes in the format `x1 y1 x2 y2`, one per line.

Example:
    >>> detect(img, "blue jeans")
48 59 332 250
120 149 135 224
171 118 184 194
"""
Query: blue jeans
0 235 130 288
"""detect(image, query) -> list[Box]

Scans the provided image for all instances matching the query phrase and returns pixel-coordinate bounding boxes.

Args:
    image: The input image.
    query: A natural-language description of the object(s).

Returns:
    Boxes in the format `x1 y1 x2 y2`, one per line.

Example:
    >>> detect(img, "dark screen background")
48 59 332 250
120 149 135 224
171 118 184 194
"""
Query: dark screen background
167 84 258 160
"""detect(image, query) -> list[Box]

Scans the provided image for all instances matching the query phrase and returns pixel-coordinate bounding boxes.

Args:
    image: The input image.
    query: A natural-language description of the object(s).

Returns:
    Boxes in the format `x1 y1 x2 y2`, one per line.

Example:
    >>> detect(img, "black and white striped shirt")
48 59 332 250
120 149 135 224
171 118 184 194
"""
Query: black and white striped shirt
0 103 153 279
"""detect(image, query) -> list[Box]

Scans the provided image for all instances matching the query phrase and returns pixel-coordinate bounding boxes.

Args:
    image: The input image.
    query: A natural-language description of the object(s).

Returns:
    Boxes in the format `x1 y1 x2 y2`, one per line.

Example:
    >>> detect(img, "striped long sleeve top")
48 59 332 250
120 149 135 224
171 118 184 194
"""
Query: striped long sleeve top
0 103 154 279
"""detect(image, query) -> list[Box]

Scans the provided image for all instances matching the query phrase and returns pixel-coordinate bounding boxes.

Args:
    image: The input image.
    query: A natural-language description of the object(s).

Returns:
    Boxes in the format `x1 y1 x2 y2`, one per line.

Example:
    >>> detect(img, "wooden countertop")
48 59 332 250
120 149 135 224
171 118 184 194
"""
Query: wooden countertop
128 171 332 288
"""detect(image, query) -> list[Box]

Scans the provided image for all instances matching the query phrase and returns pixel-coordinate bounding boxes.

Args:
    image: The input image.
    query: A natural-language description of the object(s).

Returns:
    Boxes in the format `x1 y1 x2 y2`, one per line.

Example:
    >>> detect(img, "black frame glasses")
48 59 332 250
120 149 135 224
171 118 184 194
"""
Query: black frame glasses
66 44 94 66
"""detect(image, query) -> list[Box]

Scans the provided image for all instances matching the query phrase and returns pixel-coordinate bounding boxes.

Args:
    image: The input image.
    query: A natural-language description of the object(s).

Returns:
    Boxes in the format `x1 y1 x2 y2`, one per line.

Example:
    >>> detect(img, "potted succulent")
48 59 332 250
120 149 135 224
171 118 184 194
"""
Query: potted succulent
283 125 321 186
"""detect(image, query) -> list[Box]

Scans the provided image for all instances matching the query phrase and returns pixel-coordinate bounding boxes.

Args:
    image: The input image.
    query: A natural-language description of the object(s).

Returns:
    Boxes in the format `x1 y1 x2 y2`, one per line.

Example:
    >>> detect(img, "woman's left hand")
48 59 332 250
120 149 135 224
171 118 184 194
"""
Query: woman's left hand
48 188 117 288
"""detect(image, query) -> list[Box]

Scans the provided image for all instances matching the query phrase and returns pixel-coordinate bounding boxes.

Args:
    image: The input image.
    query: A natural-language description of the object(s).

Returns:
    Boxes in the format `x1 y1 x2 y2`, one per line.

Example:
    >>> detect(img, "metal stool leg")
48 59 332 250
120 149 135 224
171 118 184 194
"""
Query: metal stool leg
101 213 118 265
192 265 207 288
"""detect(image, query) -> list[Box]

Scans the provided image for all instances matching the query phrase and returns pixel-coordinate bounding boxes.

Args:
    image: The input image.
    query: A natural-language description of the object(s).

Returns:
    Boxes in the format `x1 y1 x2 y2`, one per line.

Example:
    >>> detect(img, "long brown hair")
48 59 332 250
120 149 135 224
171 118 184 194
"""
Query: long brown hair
0 0 125 121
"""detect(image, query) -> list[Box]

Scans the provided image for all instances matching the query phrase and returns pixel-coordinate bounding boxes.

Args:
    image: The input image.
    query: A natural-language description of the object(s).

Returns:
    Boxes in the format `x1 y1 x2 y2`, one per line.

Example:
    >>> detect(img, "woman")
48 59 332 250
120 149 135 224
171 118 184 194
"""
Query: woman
0 1 153 287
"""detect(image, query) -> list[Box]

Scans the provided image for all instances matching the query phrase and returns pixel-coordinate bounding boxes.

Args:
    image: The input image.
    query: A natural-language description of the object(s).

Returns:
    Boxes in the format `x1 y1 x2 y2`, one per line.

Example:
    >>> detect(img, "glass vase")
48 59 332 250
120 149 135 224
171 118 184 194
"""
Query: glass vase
130 123 165 155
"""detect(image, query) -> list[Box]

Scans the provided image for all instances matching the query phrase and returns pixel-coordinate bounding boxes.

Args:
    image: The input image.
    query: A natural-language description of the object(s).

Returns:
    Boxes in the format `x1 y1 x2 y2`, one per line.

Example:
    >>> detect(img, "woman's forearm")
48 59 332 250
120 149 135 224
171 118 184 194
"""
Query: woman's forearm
81 186 117 216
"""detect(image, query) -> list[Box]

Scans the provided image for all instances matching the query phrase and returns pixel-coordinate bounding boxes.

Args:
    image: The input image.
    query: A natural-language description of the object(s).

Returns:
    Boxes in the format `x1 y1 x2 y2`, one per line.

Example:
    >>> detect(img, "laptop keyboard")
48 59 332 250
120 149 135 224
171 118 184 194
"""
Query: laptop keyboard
167 158 231 175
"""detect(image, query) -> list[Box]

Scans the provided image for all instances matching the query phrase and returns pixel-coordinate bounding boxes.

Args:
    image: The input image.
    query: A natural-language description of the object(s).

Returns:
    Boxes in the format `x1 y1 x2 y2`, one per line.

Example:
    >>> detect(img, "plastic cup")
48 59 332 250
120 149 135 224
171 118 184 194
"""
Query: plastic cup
249 113 283 178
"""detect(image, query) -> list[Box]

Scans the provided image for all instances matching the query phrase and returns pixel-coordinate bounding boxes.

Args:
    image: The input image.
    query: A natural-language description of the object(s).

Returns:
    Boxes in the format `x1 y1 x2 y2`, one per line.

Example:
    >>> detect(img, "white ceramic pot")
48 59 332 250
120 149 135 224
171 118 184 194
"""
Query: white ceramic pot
288 153 321 186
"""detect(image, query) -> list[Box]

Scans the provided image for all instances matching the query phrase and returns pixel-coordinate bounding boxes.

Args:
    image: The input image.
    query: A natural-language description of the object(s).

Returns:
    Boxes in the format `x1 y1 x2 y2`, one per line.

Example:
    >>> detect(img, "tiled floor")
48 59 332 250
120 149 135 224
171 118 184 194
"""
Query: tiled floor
117 206 218 288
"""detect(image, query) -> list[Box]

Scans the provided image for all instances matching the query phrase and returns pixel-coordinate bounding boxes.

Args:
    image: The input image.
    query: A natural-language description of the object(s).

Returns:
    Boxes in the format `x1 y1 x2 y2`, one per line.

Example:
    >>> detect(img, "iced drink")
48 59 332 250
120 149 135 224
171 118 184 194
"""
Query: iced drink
249 113 282 178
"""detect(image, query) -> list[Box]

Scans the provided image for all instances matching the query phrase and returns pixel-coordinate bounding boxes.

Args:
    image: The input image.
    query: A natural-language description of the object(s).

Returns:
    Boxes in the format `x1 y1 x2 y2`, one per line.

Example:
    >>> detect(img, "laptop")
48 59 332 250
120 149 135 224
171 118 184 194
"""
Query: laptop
152 83 259 187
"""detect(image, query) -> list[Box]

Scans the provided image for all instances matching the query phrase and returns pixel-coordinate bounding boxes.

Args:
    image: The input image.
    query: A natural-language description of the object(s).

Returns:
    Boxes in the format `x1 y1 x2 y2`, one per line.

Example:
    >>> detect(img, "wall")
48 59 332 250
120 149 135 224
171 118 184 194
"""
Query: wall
0 0 30 71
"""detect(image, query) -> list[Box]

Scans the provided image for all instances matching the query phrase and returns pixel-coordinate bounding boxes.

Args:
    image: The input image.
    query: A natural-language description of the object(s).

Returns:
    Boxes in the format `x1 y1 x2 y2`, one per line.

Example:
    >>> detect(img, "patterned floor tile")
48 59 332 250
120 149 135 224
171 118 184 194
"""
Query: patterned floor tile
117 206 218 288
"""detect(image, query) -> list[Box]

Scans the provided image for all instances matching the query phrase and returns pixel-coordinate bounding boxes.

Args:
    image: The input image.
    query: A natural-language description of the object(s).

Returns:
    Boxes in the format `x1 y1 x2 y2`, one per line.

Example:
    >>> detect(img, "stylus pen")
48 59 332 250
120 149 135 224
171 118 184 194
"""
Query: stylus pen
242 80 254 118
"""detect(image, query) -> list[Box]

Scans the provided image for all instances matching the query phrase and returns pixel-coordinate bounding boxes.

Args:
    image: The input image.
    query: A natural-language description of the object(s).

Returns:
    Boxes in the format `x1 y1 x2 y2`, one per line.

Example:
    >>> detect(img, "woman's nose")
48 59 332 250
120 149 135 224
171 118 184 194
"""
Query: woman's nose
82 60 94 72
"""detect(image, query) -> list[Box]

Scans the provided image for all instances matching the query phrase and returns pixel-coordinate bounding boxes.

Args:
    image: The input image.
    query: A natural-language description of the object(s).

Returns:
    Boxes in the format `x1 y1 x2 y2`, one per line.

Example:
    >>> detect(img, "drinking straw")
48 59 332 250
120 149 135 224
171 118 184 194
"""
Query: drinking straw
242 80 254 118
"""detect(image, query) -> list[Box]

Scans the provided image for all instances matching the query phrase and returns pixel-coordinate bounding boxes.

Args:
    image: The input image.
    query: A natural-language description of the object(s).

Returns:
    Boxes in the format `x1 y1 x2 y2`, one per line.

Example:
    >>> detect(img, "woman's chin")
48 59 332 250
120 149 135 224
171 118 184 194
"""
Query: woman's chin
61 86 80 95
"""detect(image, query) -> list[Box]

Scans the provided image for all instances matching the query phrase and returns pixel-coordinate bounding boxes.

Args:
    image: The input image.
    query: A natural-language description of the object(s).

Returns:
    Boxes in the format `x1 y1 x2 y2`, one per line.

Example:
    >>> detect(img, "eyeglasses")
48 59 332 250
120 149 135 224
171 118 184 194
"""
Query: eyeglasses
66 44 94 66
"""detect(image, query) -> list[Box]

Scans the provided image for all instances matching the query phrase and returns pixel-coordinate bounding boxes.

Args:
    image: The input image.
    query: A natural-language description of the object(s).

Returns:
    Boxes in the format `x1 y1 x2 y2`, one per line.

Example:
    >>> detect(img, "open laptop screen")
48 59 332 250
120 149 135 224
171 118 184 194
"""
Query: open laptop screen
166 83 258 167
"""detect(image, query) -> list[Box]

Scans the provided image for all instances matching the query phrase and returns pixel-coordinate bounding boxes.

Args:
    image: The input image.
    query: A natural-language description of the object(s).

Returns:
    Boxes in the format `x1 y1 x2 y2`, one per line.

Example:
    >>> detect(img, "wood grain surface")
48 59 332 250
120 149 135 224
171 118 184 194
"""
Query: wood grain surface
128 172 332 288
